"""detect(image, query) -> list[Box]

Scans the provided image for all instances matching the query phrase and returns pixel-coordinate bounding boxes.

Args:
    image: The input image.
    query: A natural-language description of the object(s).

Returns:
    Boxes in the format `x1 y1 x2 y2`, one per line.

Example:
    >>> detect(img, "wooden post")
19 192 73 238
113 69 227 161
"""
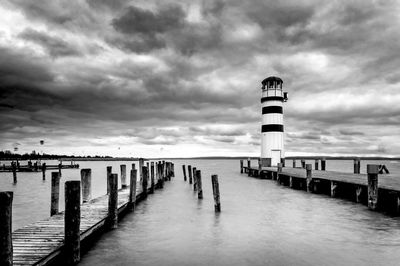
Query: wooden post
277 163 283 184
196 170 203 199
0 191 13 266
182 165 187 181
129 169 137 211
292 160 296 168
330 181 337 197
106 166 112 194
354 158 360 174
301 160 305 169
64 181 81 264
315 160 319 170
289 176 294 188
321 158 326 171
51 172 60 216
171 163 175 177
108 173 118 229
280 158 285 167
158 162 164 188
139 158 144 184
247 158 251 169
188 165 193 184
12 162 17 184
193 167 197 191
240 160 243 173
42 162 46 180
356 186 363 203
367 164 379 210
121 164 127 188
150 162 155 193
306 164 312 192
211 175 221 212
162 161 166 181
58 162 62 177
142 166 148 198
81 169 92 203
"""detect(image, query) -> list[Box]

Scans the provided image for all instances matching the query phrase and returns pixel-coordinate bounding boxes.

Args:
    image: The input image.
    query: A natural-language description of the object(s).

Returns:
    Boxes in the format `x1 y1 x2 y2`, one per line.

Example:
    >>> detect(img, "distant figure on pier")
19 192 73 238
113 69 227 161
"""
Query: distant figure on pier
260 76 288 167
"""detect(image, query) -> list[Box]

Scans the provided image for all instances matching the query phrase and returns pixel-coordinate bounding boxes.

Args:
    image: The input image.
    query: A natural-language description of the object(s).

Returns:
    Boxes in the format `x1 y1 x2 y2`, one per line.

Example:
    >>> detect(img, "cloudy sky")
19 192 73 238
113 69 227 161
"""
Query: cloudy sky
1 0 399 158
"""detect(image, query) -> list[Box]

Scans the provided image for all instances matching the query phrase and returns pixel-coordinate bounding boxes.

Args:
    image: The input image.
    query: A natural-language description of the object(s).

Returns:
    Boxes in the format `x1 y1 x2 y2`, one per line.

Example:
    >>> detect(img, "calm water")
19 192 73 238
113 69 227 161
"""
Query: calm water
2 159 400 265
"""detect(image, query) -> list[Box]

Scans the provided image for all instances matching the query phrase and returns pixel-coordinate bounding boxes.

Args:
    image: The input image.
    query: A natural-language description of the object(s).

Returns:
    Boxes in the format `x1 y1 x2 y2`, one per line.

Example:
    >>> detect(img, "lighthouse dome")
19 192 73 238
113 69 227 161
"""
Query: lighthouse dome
261 76 283 86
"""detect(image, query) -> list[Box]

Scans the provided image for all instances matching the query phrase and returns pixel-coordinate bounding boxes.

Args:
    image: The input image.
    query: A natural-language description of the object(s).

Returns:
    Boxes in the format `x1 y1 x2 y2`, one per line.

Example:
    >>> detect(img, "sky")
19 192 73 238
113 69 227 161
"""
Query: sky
0 0 400 158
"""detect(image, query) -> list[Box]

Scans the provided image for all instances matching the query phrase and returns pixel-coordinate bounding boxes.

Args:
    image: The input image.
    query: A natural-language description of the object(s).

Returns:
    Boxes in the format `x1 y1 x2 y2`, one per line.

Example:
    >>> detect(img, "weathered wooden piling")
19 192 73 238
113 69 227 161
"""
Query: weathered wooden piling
188 165 193 184
139 158 144 183
108 173 118 229
129 169 137 211
121 164 127 188
42 162 46 180
280 158 285 167
292 160 296 168
193 167 197 191
171 163 175 177
64 181 81 264
356 186 363 203
211 175 221 212
182 165 187 181
142 166 148 198
367 164 379 210
150 162 155 193
58 162 62 177
354 158 360 174
81 168 92 203
306 164 312 192
158 162 164 188
330 181 337 197
106 166 112 194
240 160 244 173
277 163 283 184
12 162 17 184
321 158 326 171
51 172 60 216
0 191 13 266
196 170 203 199
247 158 251 169
315 159 319 170
301 160 306 169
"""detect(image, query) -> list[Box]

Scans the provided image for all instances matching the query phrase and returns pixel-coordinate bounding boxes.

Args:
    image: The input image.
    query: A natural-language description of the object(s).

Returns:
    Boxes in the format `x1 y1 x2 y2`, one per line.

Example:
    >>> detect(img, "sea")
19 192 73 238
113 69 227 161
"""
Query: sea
1 159 400 266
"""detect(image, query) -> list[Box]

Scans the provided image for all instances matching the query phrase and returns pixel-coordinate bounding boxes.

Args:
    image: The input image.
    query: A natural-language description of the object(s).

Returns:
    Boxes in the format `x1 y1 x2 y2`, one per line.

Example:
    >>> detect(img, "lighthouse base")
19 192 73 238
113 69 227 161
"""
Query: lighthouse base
260 158 271 168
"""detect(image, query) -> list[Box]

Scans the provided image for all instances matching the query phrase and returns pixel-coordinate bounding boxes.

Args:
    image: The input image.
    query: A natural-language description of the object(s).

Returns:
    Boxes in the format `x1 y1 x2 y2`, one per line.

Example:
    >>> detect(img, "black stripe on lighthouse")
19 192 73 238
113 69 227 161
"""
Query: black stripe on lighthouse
262 106 283 114
261 124 284 132
261 96 284 103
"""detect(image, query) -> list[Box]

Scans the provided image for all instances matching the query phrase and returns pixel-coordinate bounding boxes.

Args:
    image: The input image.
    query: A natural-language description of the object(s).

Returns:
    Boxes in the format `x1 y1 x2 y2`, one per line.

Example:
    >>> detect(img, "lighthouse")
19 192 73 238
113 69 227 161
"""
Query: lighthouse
260 76 288 167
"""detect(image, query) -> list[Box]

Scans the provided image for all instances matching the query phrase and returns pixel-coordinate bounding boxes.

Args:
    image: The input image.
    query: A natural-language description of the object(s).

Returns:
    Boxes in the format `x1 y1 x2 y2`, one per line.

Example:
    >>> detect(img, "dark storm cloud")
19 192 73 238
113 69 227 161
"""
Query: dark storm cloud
19 28 81 57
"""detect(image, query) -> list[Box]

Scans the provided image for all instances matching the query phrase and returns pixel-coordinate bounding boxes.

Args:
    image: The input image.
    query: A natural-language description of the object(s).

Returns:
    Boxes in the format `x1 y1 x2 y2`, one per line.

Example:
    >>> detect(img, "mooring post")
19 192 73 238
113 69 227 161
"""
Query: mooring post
0 191 13 266
315 160 319 170
196 170 203 199
356 186 363 203
158 162 164 188
64 181 81 264
292 160 296 168
142 166 148 197
354 158 360 174
193 167 197 191
277 163 283 184
240 160 243 173
129 169 137 211
42 162 46 180
289 176 294 188
301 160 305 169
108 173 118 229
150 162 155 193
139 158 144 183
330 181 337 197
58 162 62 177
161 161 165 181
182 165 187 181
188 165 193 184
106 166 112 195
367 164 379 210
120 164 127 188
211 175 221 212
171 163 175 178
50 172 60 216
12 162 17 184
306 164 312 192
81 169 92 203
321 158 326 171
247 158 251 170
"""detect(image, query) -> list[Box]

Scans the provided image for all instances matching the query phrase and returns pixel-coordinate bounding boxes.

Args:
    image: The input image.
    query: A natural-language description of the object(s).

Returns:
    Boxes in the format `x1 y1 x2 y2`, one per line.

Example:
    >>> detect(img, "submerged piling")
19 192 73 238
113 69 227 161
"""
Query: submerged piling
193 167 197 191
196 170 203 199
367 164 379 210
240 160 243 173
188 165 193 184
0 191 13 266
12 162 17 184
42 163 46 180
51 172 60 216
212 175 221 212
182 165 187 181
64 181 81 264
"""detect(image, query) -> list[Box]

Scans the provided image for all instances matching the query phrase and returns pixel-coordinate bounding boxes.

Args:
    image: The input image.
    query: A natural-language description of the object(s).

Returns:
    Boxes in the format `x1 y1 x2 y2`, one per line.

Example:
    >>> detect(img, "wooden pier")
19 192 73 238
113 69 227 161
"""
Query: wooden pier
0 161 174 266
241 161 400 215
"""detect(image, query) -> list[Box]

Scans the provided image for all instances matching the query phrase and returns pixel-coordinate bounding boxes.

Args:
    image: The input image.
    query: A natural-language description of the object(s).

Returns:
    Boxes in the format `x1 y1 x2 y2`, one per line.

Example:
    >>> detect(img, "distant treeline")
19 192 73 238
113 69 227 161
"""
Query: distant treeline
0 151 114 161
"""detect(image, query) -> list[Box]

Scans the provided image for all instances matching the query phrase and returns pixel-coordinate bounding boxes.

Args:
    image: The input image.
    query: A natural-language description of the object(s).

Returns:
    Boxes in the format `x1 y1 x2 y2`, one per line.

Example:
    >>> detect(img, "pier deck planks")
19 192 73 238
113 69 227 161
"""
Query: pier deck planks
12 188 132 266
246 166 399 191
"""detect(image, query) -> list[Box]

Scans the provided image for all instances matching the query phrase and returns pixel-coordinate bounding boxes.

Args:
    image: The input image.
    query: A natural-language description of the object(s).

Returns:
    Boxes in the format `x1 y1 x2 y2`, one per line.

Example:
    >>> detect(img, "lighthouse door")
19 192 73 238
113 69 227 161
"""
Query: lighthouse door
271 150 281 167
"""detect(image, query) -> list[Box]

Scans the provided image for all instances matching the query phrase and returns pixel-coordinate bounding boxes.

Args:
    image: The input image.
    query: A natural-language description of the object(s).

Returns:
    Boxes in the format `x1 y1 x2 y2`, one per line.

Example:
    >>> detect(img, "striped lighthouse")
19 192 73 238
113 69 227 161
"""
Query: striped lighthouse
260 76 288 167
